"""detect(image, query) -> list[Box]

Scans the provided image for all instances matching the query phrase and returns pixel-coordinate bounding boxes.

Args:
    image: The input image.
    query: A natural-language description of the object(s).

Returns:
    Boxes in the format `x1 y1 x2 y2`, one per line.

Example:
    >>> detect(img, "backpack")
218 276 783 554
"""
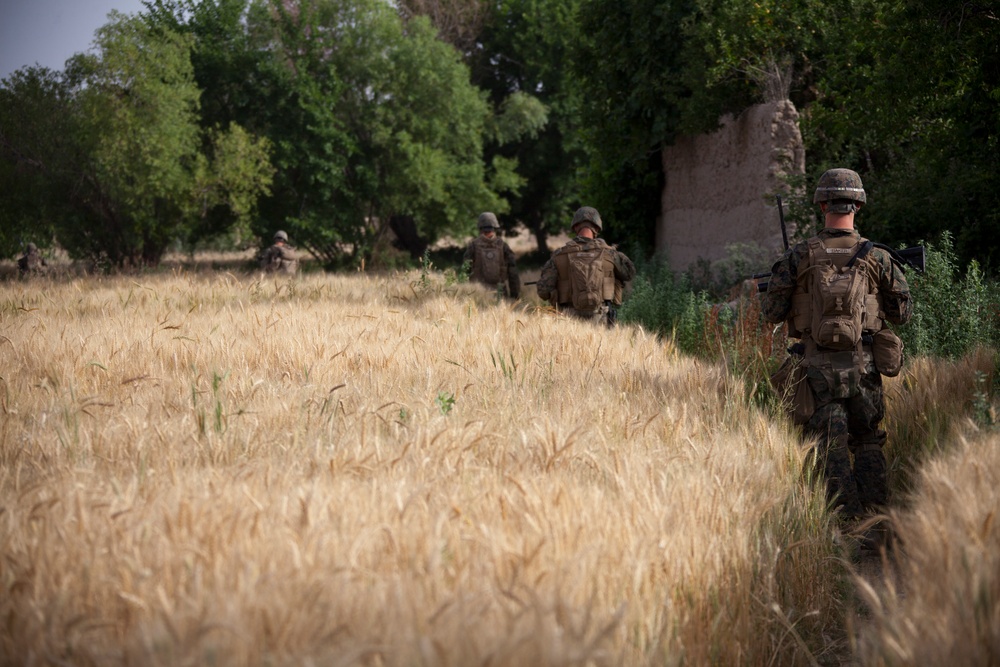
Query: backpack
791 236 882 350
473 238 505 285
554 243 615 311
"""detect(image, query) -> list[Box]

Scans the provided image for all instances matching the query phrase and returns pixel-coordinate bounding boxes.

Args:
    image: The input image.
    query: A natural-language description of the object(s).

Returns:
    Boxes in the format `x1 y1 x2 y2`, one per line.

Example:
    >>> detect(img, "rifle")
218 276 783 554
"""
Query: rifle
753 195 789 293
777 194 790 252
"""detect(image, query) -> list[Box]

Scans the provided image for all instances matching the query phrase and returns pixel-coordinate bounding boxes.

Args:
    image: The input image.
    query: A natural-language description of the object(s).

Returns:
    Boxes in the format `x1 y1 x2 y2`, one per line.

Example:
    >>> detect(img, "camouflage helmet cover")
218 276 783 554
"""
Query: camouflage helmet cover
26 242 38 253
571 206 603 232
477 212 499 230
273 230 289 242
813 168 867 206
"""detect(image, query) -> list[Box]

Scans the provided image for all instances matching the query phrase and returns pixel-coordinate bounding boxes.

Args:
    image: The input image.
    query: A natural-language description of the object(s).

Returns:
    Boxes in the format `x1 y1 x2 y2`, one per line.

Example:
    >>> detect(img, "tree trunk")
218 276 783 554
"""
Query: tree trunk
389 215 428 259
526 211 548 255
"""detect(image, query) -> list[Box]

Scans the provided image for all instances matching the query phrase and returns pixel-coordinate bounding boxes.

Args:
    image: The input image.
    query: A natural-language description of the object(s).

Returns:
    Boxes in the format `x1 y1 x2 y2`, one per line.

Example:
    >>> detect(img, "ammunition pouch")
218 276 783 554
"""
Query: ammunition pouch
871 327 904 377
770 354 815 425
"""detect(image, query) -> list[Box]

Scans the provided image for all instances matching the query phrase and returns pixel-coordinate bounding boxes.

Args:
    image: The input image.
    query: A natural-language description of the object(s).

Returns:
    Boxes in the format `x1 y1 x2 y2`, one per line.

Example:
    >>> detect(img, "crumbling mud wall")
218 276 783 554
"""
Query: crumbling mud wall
657 100 805 272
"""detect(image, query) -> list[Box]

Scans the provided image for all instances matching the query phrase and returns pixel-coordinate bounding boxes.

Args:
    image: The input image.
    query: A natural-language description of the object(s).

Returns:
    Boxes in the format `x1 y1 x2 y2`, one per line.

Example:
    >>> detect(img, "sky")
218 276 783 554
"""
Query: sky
0 0 149 80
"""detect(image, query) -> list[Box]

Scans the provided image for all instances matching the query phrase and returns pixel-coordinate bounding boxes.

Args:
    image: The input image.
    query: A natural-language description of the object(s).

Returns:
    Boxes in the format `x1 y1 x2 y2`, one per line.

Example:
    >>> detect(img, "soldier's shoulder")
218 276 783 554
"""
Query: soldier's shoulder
865 243 901 273
551 241 576 255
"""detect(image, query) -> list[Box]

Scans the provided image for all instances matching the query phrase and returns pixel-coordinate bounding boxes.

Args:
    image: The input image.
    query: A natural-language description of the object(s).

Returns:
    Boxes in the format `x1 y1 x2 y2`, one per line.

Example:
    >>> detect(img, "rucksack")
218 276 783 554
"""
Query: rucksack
473 238 505 285
791 236 882 350
554 243 615 311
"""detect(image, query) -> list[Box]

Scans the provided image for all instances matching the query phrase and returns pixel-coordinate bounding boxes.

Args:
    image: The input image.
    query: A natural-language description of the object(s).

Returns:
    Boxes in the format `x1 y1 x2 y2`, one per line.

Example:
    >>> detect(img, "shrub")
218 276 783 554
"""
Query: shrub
618 253 710 354
903 231 1000 358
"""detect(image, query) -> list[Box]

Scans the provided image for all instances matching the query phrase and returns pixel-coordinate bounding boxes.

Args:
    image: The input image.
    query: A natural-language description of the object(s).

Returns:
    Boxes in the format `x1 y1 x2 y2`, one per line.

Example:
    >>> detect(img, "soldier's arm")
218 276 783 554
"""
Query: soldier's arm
504 244 521 298
535 257 557 302
612 250 636 283
875 251 912 325
462 242 475 265
760 249 798 323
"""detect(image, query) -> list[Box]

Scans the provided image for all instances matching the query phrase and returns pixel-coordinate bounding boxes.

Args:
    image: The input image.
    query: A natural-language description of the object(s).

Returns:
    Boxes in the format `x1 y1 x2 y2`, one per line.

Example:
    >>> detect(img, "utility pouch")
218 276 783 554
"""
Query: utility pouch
769 355 795 397
770 355 815 425
791 366 816 425
871 327 904 377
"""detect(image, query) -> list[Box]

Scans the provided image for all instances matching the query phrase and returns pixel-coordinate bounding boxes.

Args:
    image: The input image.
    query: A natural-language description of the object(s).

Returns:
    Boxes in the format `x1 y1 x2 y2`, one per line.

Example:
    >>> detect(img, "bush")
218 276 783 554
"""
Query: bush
618 253 710 354
902 231 1000 359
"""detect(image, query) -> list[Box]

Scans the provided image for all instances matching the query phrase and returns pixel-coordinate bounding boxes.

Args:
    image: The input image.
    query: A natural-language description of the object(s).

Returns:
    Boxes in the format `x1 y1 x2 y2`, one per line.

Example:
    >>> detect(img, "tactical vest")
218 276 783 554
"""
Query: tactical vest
553 243 616 311
472 238 506 285
788 235 884 354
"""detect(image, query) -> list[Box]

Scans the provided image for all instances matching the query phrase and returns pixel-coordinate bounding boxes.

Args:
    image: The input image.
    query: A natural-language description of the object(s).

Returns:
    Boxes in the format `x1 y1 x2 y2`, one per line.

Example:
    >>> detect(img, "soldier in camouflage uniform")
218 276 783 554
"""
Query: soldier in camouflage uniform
259 230 298 275
17 243 48 276
761 169 912 527
463 212 520 298
536 207 635 326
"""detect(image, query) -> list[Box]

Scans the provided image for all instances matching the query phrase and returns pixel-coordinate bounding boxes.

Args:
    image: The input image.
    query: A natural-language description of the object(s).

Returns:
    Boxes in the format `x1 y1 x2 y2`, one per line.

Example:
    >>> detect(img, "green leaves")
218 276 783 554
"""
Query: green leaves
1 9 273 267
229 0 501 265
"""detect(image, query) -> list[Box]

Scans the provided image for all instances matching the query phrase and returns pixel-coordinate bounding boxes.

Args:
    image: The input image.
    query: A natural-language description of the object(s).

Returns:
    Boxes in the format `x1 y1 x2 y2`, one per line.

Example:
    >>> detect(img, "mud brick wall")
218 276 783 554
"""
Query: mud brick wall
658 100 805 271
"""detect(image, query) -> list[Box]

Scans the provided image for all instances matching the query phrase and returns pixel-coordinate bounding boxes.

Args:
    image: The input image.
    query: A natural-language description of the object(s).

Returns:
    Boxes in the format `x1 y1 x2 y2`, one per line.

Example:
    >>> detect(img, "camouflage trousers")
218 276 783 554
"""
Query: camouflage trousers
560 302 612 326
803 362 887 518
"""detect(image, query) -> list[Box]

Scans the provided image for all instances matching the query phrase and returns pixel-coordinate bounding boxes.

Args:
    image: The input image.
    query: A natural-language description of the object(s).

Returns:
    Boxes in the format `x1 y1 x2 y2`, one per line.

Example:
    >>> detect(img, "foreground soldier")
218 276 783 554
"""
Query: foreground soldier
536 206 635 326
761 169 912 532
17 243 48 276
259 230 298 274
463 212 521 299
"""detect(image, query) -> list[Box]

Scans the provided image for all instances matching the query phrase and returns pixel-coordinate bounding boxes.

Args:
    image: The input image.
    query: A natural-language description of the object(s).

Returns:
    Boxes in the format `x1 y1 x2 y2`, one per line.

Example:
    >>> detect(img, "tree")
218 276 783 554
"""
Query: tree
806 0 1000 268
397 0 490 55
0 11 273 268
151 0 510 267
573 0 699 253
667 0 1000 267
0 67 72 259
471 0 587 253
256 0 509 266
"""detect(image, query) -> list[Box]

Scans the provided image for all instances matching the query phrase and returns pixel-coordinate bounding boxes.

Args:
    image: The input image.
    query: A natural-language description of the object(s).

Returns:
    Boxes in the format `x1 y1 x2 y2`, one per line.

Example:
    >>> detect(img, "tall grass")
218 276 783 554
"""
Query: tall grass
882 348 997 501
853 431 1000 666
0 270 840 665
618 242 1000 667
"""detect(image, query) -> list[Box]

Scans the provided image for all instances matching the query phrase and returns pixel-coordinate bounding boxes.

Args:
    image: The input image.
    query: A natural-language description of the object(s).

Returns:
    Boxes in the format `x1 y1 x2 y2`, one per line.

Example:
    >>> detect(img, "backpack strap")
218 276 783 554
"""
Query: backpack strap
845 240 873 269
554 245 580 305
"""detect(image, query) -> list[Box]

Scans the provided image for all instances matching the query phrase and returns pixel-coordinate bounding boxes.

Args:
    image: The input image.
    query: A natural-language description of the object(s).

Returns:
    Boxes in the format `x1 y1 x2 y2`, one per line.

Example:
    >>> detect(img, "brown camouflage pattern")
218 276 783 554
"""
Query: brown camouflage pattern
463 236 520 298
536 237 635 325
762 228 911 517
804 359 887 515
761 229 912 325
259 243 298 274
17 248 47 276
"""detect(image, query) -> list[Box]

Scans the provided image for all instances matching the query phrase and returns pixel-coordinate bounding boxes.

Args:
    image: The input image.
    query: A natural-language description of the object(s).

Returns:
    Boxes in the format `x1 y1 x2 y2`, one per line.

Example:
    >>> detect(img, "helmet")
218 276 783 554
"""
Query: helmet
26 242 37 253
813 169 866 209
273 230 289 242
477 212 499 230
571 206 603 233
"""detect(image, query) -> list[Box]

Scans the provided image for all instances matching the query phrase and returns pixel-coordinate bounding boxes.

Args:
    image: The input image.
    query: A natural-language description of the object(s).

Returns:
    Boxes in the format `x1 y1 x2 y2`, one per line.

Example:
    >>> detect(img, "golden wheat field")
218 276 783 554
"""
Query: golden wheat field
0 266 993 666
854 427 1000 667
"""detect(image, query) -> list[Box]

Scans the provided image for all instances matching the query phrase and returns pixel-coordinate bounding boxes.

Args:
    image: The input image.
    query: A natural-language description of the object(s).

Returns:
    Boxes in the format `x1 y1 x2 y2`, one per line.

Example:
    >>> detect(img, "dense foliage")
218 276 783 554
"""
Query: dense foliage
2 0 997 274
623 235 1000 369
145 0 509 268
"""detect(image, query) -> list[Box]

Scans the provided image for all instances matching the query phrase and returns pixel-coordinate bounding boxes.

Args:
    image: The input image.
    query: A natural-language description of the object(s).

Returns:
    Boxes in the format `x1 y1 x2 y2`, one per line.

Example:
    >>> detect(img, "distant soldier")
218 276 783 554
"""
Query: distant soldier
259 230 298 274
761 168 912 537
463 212 520 299
536 206 635 326
17 243 48 277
